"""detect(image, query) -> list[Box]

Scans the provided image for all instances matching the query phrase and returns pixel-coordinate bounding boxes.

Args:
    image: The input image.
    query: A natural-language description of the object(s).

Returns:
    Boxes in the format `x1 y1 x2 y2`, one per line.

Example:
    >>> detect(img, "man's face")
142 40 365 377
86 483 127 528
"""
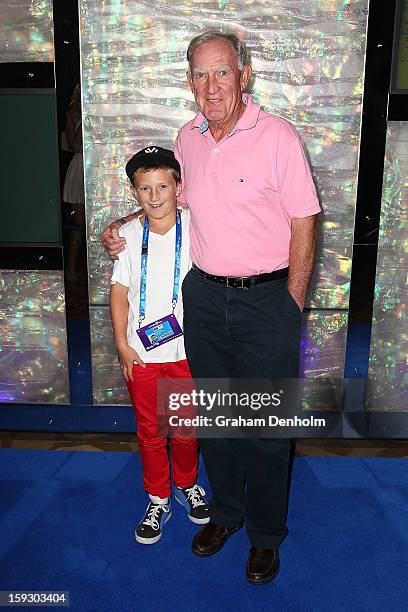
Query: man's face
131 167 181 223
187 38 251 126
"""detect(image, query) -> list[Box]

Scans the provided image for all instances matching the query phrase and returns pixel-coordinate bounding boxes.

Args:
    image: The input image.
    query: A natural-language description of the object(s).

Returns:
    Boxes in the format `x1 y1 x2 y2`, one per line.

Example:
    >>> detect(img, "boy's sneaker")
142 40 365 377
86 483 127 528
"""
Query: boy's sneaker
135 497 172 544
175 484 210 524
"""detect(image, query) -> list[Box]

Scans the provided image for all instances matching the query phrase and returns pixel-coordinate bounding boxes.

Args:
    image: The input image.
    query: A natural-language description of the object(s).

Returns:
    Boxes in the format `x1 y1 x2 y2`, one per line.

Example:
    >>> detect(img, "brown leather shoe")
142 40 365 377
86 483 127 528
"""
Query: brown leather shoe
246 547 280 584
192 520 244 556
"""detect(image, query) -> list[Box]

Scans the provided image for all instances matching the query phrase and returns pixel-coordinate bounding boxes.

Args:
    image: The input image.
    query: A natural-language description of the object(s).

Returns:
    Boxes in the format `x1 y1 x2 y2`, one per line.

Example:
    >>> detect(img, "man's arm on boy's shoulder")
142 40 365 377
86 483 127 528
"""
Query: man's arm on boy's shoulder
102 212 141 260
109 283 145 380
101 204 188 259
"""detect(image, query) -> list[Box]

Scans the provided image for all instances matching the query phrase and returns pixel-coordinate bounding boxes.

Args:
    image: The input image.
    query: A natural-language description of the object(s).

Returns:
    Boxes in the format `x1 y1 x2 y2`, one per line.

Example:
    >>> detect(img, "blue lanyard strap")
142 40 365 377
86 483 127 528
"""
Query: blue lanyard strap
138 210 182 327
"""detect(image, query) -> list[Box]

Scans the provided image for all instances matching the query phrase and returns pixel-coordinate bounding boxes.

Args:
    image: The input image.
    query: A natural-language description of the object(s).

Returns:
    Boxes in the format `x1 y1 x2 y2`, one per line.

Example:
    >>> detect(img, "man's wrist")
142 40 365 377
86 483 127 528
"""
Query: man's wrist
114 212 139 227
115 217 129 227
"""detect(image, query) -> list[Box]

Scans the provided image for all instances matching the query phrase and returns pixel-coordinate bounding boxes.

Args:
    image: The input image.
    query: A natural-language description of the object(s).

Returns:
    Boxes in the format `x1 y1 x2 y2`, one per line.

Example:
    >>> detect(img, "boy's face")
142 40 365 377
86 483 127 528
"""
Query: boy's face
131 168 181 222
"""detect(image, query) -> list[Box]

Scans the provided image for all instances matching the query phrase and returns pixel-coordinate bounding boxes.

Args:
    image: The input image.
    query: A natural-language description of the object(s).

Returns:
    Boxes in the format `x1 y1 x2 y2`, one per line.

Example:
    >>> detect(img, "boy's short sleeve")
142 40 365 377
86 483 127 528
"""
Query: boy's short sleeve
277 136 321 219
111 248 131 288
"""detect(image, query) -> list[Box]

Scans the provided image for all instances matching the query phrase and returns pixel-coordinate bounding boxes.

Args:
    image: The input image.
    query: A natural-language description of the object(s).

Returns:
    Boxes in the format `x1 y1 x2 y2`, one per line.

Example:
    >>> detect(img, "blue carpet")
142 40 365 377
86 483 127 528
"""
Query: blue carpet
0 449 406 612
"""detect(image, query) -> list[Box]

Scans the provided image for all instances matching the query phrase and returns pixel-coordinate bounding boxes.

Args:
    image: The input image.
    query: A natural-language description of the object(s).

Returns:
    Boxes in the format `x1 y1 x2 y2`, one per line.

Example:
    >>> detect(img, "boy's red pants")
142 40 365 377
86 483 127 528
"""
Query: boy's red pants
126 359 198 499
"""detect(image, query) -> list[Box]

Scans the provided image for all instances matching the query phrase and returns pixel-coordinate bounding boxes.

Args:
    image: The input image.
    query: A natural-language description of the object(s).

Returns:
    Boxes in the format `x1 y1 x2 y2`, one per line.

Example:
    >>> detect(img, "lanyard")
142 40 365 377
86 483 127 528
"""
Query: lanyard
138 210 182 327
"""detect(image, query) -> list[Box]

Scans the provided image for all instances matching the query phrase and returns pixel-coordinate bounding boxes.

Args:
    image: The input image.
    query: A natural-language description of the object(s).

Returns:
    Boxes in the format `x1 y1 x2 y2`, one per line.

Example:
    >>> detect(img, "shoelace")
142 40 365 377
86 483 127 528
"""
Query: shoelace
184 485 206 508
142 503 169 530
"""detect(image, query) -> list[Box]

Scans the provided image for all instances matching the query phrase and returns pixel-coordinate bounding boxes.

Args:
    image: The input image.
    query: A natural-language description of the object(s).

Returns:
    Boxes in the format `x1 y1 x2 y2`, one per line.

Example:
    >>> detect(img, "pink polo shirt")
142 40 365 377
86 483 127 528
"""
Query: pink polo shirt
174 94 321 276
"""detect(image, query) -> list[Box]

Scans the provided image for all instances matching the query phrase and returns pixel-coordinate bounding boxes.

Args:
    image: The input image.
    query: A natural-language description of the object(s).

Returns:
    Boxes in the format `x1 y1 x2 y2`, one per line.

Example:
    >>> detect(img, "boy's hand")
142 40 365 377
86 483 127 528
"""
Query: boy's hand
117 344 146 381
101 221 126 260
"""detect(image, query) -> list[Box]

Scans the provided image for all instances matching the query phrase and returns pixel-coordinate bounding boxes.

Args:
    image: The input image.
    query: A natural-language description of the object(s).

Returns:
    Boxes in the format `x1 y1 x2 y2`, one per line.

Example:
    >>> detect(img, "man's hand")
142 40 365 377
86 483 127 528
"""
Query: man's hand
101 221 126 260
117 343 146 381
101 212 142 260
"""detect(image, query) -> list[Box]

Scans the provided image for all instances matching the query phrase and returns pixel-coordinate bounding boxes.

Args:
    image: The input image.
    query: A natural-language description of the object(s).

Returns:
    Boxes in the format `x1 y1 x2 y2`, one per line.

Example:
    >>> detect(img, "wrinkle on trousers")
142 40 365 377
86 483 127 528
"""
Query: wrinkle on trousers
126 359 198 498
182 269 301 548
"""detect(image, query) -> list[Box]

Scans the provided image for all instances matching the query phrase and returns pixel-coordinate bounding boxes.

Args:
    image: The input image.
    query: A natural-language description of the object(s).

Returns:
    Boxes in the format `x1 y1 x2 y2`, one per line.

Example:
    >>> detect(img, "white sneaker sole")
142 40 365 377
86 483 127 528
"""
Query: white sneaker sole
135 511 172 544
174 496 210 524
188 514 211 525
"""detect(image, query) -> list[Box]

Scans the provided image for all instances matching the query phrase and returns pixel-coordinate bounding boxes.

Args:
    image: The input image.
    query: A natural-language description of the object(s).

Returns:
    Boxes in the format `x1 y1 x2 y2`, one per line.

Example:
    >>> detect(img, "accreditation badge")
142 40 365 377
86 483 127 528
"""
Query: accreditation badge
136 313 183 351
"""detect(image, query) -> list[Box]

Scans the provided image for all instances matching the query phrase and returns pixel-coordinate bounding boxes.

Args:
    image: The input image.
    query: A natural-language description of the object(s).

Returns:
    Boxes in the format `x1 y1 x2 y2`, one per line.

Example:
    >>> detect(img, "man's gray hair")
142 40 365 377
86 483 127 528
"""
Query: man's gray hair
187 31 249 71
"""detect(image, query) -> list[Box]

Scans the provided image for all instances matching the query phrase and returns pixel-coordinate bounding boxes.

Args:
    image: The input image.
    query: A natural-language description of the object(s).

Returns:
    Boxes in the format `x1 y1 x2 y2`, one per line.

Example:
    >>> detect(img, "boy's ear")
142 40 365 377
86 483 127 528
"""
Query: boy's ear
130 185 138 199
176 182 182 197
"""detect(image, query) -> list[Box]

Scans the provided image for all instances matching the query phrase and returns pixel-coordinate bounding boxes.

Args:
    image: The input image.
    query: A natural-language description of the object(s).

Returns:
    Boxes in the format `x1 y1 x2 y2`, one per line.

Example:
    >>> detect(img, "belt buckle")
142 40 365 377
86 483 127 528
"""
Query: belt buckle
226 276 249 290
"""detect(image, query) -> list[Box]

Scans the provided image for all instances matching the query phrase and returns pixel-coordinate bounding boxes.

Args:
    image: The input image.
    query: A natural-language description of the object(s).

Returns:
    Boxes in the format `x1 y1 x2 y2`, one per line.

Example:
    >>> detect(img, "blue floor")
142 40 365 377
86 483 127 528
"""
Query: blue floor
0 449 407 611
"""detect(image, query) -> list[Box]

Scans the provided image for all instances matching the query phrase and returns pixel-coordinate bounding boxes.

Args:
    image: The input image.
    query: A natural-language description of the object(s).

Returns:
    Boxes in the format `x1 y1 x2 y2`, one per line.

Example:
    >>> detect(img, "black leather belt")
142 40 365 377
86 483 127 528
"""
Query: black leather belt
192 264 288 290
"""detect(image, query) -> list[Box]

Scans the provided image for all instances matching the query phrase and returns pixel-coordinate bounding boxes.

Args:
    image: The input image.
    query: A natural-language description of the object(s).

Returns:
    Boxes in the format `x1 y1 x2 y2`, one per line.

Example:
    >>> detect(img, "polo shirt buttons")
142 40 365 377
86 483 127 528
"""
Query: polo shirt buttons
214 148 219 153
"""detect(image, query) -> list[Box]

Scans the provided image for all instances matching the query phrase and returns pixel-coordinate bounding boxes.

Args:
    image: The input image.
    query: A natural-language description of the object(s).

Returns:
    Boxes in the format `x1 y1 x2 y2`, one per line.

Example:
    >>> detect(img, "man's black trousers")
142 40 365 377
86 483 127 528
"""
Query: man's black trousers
182 266 302 549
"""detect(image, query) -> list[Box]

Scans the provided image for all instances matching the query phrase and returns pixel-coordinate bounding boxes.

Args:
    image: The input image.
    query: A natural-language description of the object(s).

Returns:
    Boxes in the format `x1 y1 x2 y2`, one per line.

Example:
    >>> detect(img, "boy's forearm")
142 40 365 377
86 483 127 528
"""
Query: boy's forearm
109 285 129 349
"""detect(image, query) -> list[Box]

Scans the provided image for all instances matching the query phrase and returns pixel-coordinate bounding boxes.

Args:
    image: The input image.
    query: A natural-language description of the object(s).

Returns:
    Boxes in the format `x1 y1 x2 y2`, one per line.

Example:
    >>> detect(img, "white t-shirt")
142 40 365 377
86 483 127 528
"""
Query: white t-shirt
111 209 191 363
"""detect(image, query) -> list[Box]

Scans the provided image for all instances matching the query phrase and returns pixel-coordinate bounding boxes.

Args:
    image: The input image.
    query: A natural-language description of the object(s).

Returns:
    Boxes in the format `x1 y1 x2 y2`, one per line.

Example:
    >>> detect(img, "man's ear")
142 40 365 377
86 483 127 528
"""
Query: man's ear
240 65 252 92
187 69 194 94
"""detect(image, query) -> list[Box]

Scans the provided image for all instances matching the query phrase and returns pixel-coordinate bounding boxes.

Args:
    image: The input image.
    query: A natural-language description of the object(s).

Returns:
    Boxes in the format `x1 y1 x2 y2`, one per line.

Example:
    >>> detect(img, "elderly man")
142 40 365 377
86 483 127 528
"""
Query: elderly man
103 31 320 584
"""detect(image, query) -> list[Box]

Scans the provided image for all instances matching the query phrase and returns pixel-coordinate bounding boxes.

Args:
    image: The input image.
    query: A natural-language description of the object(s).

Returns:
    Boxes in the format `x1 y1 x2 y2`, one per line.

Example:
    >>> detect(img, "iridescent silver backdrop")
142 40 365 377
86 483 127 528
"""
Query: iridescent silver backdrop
0 271 69 404
368 122 408 411
0 0 54 63
79 0 368 403
91 308 349 405
0 2 70 406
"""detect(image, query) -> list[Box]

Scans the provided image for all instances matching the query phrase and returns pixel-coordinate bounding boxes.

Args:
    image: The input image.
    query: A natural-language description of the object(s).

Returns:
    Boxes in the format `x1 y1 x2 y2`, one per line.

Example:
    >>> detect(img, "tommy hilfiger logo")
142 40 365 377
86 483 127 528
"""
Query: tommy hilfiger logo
144 147 159 154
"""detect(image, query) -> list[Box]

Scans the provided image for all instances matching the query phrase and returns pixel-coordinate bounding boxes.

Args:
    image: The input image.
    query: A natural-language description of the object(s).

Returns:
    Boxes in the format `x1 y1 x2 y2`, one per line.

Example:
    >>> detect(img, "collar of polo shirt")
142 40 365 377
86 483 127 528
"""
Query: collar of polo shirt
192 94 260 136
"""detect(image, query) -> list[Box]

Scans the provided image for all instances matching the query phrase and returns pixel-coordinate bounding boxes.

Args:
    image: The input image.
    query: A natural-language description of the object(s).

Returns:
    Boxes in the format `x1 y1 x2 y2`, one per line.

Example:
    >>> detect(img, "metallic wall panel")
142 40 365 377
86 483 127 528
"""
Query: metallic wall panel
90 306 129 405
301 309 348 412
79 0 367 402
0 1 54 63
301 310 348 379
92 306 347 405
0 271 69 404
368 122 408 411
80 0 368 308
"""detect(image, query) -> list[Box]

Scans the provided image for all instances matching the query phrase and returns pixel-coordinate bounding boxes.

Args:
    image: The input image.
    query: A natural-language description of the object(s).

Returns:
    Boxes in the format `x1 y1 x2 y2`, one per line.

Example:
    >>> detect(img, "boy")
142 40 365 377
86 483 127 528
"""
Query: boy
110 146 209 544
